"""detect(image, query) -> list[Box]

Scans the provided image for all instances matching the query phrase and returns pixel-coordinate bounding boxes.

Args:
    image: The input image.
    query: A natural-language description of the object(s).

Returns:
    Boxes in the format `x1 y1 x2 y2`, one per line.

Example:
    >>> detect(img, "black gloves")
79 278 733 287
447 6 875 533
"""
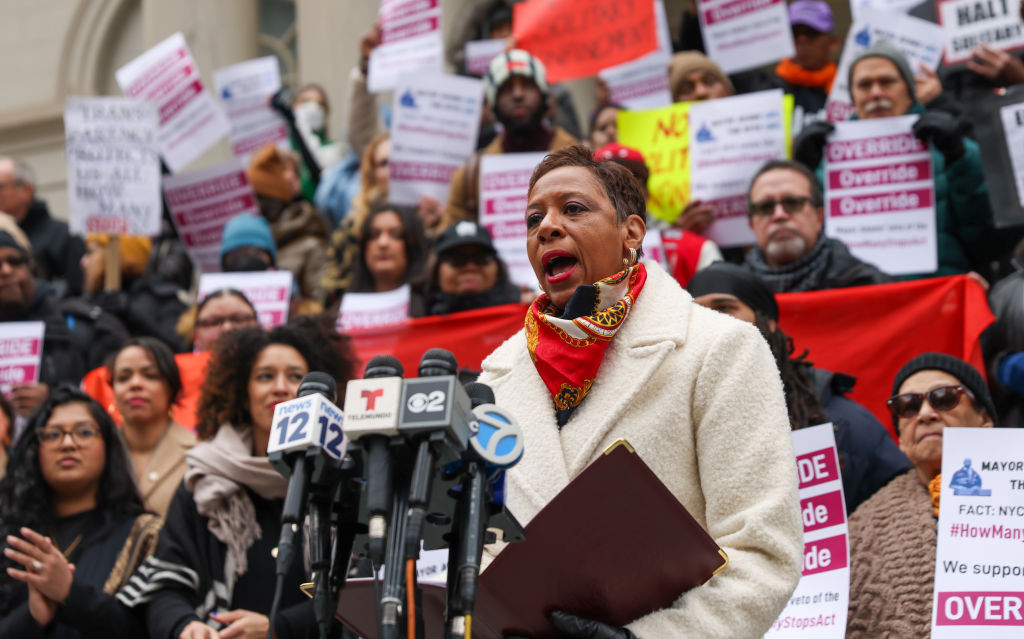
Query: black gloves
792 121 835 171
912 111 965 163
547 611 638 639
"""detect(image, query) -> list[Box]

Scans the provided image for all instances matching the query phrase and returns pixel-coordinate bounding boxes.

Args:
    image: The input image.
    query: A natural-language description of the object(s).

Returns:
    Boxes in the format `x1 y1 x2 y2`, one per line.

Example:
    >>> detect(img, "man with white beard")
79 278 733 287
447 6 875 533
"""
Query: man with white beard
792 41 996 279
741 160 892 292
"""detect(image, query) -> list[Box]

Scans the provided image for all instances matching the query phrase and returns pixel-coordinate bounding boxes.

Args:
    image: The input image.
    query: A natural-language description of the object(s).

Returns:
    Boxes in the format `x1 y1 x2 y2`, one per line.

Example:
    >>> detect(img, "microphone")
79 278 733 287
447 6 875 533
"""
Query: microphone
267 372 341 638
446 383 524 638
342 355 404 566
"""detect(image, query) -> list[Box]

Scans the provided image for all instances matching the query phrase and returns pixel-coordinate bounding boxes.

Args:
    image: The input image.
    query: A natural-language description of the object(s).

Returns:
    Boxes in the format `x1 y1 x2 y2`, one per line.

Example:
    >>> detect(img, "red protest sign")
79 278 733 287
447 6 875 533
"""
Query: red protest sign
513 0 658 83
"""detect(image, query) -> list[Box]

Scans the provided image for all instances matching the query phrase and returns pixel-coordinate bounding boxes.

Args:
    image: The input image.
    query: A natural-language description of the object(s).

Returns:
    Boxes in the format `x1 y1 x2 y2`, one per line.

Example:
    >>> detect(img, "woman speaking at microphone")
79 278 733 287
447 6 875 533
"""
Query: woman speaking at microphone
118 316 355 639
476 145 803 638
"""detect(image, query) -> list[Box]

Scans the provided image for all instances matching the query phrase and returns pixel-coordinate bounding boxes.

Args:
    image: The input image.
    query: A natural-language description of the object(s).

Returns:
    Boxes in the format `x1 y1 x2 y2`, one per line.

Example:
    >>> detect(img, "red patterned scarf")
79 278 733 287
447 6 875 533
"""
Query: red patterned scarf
525 263 647 427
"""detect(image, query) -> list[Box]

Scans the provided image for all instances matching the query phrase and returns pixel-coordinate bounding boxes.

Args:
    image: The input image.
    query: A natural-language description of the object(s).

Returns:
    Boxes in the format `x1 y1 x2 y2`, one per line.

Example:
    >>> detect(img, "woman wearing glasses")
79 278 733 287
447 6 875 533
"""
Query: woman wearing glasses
424 220 521 316
0 386 160 637
846 352 997 638
109 337 196 517
180 288 260 352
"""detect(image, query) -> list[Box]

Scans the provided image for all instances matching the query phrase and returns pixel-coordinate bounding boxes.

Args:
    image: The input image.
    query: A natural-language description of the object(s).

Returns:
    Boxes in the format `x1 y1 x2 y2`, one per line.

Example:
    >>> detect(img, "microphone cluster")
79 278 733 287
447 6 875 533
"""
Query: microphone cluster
266 349 525 639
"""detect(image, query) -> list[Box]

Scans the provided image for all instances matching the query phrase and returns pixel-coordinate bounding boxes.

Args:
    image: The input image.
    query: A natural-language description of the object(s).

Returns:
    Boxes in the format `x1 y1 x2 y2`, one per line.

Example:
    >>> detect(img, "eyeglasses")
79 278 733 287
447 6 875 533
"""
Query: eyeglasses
441 252 495 268
748 196 813 218
886 385 973 419
37 423 100 447
0 254 28 269
196 313 259 329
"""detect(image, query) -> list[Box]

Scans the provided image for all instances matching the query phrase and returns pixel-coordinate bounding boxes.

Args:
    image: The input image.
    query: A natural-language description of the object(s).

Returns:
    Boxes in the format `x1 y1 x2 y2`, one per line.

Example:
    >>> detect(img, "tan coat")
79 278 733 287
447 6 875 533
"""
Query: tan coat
128 422 196 517
441 126 578 228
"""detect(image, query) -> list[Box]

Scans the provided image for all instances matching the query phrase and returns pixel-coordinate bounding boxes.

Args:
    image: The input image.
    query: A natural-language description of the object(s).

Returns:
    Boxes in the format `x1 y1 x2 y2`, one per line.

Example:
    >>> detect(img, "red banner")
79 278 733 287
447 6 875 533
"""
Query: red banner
83 276 992 437
512 0 658 83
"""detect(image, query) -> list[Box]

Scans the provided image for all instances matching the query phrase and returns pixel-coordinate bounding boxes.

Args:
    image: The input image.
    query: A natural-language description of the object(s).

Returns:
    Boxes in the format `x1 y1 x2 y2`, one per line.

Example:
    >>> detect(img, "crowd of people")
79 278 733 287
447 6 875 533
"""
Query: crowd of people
1 0 1023 637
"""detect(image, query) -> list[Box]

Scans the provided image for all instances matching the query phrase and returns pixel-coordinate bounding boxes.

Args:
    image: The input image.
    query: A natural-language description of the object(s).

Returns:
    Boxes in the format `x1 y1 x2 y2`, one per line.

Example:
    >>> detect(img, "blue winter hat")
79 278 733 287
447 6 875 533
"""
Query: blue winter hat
219 213 277 265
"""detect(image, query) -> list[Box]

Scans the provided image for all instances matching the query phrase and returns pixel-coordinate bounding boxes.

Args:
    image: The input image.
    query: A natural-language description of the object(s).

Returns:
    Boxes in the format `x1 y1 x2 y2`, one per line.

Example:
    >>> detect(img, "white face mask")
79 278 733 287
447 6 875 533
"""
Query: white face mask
294 100 326 132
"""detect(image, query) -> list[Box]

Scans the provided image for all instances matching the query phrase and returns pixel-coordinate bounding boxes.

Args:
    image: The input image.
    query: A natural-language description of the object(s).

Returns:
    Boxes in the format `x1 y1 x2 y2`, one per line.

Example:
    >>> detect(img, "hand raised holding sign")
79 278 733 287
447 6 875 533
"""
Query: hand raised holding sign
966 44 1024 85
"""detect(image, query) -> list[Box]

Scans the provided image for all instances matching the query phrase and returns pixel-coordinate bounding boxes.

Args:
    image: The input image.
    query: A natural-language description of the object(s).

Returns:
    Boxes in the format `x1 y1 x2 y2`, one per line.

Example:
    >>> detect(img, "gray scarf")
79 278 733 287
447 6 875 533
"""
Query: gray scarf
744 236 833 293
184 424 286 576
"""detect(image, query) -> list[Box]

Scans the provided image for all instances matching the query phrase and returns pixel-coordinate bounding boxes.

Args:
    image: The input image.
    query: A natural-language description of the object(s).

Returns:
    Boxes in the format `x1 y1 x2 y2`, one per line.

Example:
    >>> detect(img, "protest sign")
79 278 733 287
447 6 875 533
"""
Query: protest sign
116 32 231 173
197 271 292 328
617 102 692 224
513 0 658 83
478 153 546 288
826 9 946 122
338 284 412 332
464 39 507 76
64 97 162 236
697 0 795 74
0 322 45 395
824 115 938 275
368 0 444 92
688 90 788 248
163 160 260 273
597 0 674 109
850 0 925 20
641 229 668 269
389 74 483 206
932 428 1024 636
212 56 288 162
938 0 1024 64
765 423 849 637
1000 101 1024 209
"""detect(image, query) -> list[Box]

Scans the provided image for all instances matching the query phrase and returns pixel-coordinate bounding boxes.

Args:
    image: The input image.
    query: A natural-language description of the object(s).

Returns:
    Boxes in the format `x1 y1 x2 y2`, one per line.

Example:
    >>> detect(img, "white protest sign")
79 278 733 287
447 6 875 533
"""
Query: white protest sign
824 115 936 275
850 0 923 20
688 90 787 248
765 423 850 637
198 271 292 328
389 74 483 206
598 0 674 109
465 39 507 76
116 32 231 173
641 228 668 269
64 97 162 236
368 0 444 93
697 0 795 74
479 152 547 289
212 56 288 162
932 428 1024 636
826 10 946 122
163 160 260 274
338 284 412 332
1000 102 1024 208
938 0 1024 64
0 322 45 394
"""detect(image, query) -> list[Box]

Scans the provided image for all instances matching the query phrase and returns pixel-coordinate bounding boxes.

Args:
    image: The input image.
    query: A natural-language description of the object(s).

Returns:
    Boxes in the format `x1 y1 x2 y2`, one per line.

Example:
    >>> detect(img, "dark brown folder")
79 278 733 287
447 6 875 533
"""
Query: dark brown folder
335 439 728 638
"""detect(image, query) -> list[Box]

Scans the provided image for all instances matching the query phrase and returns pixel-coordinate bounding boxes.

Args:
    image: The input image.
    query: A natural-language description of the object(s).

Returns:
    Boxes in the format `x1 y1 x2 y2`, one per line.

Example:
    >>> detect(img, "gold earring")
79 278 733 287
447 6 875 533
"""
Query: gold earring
628 247 637 266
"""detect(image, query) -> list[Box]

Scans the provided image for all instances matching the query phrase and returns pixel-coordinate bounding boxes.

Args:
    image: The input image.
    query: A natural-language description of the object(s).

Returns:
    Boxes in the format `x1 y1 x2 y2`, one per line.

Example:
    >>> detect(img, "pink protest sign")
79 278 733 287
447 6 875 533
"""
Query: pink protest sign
198 271 293 329
0 322 45 394
213 56 288 162
479 153 546 289
116 32 231 172
163 160 260 273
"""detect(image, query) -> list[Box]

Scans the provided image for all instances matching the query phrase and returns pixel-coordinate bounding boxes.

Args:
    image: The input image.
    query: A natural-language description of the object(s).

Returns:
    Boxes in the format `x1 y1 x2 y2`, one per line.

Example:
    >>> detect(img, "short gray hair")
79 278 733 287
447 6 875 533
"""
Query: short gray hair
0 157 36 187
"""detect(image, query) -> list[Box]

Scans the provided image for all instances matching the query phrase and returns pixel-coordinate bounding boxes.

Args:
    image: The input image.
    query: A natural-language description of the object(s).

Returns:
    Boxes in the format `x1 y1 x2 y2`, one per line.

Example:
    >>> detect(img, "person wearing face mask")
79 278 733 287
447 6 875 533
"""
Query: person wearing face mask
794 41 999 279
424 220 520 315
441 49 578 228
289 84 343 201
245 144 330 306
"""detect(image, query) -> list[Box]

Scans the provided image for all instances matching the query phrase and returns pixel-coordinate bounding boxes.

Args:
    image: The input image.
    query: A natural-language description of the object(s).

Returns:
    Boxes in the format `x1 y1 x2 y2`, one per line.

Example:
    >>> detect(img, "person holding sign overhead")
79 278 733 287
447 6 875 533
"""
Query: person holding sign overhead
477 145 802 637
846 353 997 638
794 41 998 278
118 316 355 639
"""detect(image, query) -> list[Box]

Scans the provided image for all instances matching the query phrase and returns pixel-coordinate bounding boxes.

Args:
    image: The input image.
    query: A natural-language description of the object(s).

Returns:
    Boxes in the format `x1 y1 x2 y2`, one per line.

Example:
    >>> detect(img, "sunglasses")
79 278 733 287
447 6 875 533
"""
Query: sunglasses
748 196 813 218
886 385 973 419
442 252 495 268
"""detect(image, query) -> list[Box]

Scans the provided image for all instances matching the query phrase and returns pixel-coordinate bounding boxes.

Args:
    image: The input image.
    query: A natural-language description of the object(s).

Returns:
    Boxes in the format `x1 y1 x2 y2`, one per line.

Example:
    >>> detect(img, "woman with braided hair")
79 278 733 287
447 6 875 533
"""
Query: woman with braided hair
688 262 910 513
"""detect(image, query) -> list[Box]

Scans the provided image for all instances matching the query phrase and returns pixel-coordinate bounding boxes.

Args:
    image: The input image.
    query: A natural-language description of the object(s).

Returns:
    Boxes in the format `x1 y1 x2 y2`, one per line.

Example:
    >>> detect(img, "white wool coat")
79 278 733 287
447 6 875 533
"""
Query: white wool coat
477 262 803 638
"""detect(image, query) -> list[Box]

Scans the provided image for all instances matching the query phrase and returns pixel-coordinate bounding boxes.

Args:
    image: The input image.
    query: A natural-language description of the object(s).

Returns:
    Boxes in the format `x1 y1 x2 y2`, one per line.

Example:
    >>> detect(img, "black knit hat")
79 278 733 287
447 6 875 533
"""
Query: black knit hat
686 262 779 322
890 352 998 432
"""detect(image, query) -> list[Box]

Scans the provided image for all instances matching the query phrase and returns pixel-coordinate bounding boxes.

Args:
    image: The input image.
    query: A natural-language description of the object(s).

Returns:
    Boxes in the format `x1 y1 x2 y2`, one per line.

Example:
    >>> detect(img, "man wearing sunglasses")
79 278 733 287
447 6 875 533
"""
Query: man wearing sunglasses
741 159 892 292
845 352 997 638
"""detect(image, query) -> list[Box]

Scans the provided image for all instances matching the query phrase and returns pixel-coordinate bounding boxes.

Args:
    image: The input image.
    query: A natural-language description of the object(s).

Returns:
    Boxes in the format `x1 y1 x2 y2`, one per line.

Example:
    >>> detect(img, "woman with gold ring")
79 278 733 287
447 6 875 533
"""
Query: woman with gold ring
477 145 803 638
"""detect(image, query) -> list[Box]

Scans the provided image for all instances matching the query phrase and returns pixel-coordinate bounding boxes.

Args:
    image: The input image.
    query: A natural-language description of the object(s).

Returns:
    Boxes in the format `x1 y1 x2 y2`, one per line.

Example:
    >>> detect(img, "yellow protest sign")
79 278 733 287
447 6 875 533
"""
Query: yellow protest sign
616 102 691 225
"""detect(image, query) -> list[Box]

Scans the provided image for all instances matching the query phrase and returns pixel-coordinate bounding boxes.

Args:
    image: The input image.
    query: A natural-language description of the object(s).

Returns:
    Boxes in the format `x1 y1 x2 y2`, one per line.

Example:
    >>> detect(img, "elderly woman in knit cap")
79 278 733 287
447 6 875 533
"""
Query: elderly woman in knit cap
80 233 187 353
246 142 330 304
846 352 996 638
667 52 735 236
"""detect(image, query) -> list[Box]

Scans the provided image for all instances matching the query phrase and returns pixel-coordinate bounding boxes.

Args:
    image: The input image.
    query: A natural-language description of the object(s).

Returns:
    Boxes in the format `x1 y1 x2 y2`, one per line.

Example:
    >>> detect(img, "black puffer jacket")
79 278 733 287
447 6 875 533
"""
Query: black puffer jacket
18 200 85 296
